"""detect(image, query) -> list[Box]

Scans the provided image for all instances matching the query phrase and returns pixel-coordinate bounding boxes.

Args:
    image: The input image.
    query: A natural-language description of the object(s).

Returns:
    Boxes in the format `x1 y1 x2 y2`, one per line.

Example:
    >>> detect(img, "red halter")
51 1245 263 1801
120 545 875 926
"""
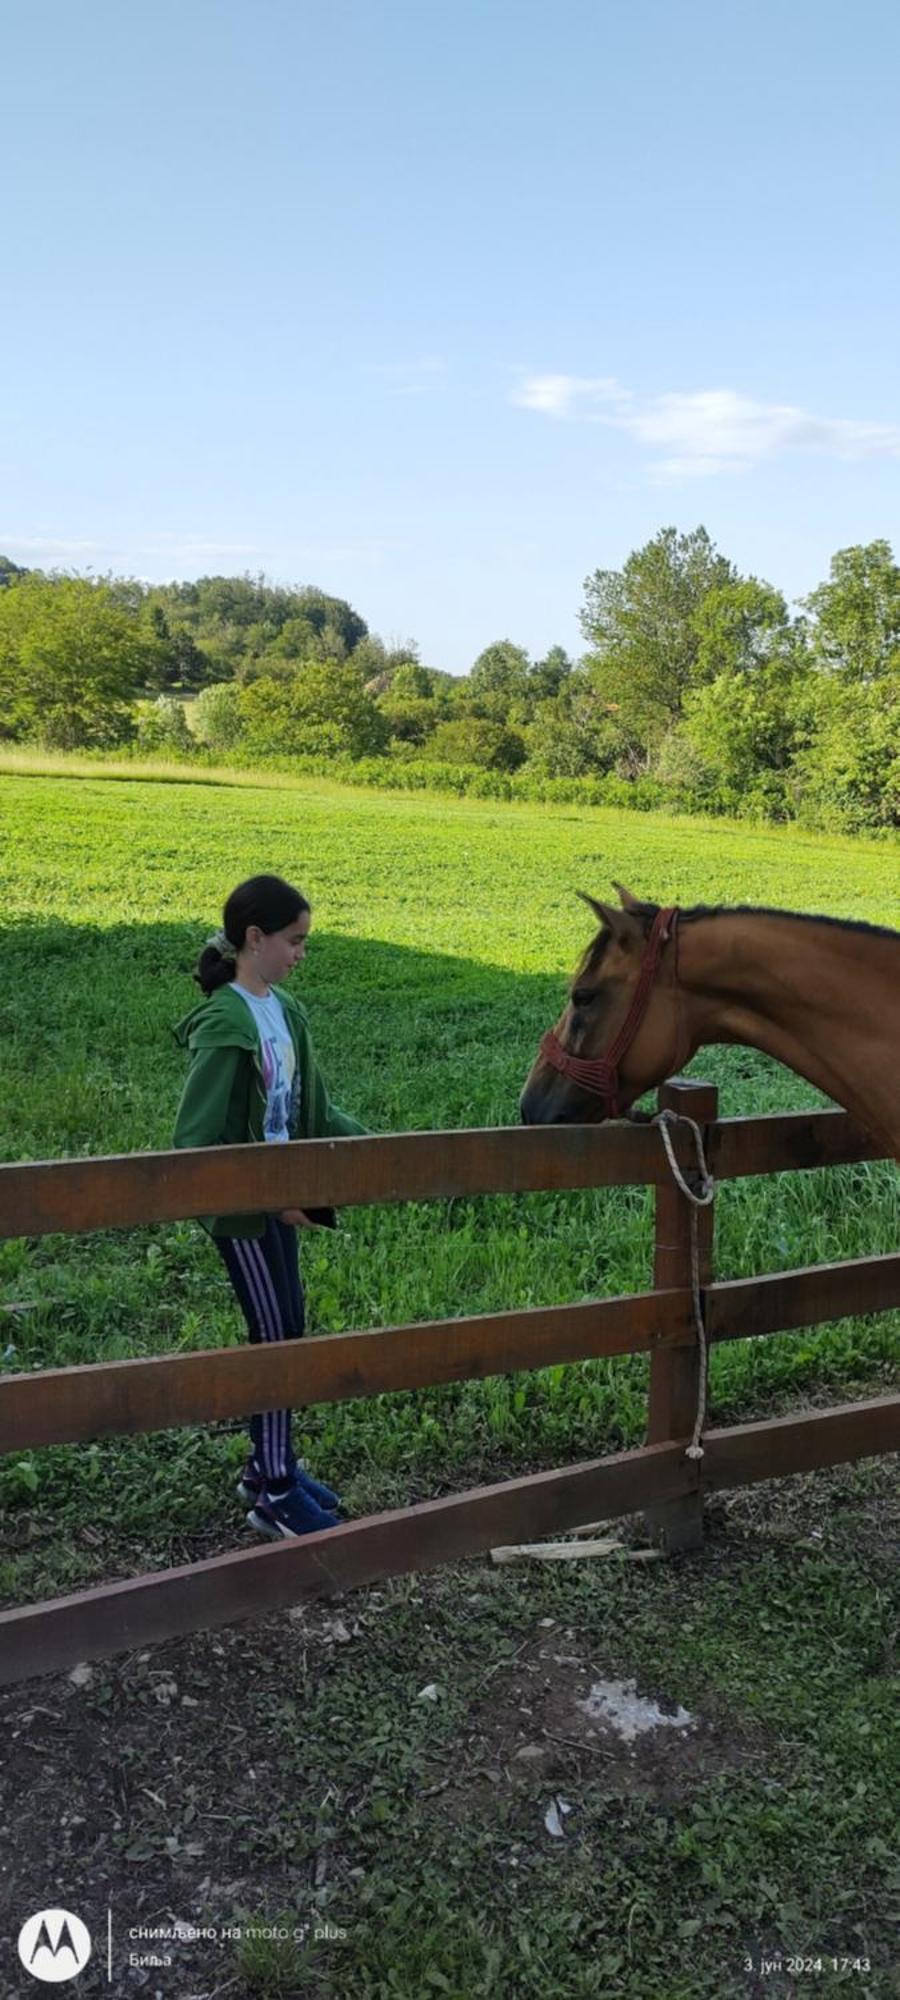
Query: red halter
539 906 678 1117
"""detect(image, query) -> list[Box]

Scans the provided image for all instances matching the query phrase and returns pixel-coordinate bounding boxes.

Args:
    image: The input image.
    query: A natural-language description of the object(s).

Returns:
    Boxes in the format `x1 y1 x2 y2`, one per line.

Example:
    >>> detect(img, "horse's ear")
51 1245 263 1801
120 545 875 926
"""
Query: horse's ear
613 881 641 911
576 890 632 941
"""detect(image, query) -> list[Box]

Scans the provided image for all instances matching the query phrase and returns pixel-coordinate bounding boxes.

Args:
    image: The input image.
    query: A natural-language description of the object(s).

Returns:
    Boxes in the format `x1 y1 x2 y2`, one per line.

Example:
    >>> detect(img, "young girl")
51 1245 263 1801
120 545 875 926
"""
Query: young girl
173 873 367 1539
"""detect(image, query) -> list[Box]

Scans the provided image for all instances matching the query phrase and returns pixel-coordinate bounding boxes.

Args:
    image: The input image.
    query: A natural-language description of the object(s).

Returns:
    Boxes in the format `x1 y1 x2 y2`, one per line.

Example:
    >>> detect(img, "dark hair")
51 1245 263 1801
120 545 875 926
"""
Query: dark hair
195 874 311 995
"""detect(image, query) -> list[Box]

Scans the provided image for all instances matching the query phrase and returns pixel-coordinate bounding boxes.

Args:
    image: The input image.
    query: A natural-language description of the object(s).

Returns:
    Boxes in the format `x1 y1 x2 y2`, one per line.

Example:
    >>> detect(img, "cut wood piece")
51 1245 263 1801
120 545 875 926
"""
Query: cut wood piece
491 1537 625 1561
490 1538 663 1564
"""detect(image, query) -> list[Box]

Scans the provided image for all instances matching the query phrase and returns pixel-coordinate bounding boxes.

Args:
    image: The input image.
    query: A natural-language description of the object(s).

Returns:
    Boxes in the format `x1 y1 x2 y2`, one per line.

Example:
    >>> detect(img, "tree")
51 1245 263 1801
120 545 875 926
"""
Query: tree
692 578 799 682
529 644 573 703
139 601 211 692
375 693 439 747
677 650 814 815
374 658 450 744
291 587 369 657
388 660 434 701
802 541 900 681
0 574 151 746
525 668 622 777
580 526 736 760
151 576 370 682
268 615 342 665
791 667 900 830
467 640 532 722
428 718 527 770
239 662 388 760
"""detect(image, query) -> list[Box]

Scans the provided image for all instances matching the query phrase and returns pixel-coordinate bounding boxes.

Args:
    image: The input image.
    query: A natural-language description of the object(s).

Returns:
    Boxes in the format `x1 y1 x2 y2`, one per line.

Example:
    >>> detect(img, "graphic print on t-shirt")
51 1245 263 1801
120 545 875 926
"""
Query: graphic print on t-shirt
232 985 298 1143
258 1024 296 1142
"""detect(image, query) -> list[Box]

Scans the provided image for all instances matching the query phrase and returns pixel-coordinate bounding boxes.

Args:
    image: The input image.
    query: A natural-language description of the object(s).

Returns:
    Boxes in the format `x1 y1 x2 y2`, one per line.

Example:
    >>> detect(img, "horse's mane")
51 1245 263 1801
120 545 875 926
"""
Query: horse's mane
679 901 897 940
581 899 899 973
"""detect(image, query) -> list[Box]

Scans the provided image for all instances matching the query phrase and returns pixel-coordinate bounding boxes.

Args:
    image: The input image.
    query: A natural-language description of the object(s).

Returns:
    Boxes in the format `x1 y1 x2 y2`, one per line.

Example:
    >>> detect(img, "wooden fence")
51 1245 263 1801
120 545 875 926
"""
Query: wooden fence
0 1078 898 1688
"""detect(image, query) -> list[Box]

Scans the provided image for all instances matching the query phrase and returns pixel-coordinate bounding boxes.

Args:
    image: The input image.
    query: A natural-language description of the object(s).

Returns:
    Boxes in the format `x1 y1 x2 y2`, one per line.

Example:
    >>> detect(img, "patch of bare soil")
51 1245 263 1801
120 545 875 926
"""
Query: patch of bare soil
423 1624 767 1828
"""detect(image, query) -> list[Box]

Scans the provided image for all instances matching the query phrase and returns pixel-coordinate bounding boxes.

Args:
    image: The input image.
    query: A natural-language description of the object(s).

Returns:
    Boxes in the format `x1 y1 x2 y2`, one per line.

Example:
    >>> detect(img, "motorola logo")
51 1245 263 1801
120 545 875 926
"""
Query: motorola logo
17 1910 92 1983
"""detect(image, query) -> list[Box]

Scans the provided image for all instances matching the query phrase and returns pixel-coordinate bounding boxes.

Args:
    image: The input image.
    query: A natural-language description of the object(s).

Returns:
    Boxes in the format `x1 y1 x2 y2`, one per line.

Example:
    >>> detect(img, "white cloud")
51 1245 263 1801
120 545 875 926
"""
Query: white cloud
511 373 629 418
512 376 900 477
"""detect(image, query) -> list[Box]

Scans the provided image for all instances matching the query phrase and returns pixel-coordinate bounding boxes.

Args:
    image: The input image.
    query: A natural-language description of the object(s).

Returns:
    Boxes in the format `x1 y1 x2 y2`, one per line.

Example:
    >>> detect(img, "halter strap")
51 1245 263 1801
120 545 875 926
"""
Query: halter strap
539 906 678 1115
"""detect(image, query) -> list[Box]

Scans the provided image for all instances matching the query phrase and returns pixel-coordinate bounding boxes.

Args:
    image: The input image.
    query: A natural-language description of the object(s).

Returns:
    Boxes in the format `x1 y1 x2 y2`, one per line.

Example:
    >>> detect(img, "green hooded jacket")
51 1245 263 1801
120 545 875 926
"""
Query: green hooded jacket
172 981 367 1238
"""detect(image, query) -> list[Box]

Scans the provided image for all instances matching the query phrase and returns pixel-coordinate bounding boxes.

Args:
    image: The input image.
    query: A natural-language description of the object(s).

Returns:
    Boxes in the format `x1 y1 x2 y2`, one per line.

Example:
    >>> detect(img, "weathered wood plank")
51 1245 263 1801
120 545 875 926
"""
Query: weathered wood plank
707 1254 900 1343
0 1288 693 1451
0 1109 887 1243
711 1110 883 1180
2 1394 896 1686
2 1249 896 1455
0 1125 671 1240
701 1393 900 1488
0 1440 691 1684
645 1080 718 1550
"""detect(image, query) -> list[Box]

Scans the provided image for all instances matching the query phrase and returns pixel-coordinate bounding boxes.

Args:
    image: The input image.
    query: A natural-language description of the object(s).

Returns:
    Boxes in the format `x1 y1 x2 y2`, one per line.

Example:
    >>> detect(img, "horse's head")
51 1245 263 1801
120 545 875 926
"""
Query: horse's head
520 883 683 1125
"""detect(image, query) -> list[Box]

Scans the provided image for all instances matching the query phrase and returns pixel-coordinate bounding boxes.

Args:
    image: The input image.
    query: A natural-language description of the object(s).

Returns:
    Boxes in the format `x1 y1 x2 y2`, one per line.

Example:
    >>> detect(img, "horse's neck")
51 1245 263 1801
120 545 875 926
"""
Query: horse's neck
679 912 900 1157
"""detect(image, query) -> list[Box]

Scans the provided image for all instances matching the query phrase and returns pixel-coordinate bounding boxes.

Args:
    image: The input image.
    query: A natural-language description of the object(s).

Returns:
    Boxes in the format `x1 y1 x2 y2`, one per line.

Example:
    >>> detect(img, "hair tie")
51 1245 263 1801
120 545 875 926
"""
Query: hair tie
207 927 238 961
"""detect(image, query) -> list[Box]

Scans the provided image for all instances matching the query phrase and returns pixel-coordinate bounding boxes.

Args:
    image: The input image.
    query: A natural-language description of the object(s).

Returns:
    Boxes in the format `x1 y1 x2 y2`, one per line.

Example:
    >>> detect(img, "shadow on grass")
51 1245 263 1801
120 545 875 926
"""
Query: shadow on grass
0 915 895 1608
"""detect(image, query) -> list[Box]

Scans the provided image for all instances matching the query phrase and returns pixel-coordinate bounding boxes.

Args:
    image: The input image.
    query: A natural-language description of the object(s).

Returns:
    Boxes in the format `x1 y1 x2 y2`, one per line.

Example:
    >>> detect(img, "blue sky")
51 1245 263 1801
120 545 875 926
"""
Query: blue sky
3 0 899 672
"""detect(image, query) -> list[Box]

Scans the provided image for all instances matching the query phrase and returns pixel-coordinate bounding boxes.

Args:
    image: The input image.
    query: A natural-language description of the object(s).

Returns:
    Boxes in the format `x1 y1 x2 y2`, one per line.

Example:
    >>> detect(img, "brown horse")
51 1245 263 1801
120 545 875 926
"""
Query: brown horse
520 886 900 1161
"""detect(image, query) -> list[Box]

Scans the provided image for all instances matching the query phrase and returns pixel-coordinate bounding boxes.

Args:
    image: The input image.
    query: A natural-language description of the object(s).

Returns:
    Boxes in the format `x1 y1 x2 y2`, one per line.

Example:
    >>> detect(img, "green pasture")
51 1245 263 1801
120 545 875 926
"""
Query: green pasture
0 762 897 1605
0 764 898 1999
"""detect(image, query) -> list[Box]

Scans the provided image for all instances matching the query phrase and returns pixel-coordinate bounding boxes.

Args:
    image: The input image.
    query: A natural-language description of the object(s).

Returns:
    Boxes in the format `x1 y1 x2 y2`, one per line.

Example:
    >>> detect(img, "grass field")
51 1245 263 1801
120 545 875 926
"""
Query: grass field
0 762 898 1998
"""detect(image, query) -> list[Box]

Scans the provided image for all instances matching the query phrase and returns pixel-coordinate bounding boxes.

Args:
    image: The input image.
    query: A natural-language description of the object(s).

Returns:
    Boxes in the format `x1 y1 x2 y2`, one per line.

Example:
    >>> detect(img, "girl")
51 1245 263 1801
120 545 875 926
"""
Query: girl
173 873 367 1539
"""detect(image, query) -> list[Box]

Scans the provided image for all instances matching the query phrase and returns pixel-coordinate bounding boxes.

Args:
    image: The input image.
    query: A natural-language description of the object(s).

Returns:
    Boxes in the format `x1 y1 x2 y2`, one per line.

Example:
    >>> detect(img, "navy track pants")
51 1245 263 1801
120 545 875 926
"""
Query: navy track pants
215 1216 304 1484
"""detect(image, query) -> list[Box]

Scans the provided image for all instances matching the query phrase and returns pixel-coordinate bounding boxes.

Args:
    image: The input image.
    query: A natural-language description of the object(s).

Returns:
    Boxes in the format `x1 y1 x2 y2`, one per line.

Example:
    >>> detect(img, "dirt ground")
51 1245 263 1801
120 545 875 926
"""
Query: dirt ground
1 1457 897 2000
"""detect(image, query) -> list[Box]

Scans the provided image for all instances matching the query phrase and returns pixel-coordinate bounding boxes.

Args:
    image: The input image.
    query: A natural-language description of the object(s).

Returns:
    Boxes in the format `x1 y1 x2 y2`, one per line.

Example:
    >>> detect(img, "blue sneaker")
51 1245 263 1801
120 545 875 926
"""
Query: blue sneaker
295 1464 342 1512
236 1456 341 1512
247 1481 339 1540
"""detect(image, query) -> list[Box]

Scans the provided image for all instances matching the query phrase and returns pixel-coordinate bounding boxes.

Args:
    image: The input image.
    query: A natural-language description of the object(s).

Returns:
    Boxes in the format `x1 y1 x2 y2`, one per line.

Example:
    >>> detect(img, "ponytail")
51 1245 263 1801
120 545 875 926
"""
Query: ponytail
193 875 310 996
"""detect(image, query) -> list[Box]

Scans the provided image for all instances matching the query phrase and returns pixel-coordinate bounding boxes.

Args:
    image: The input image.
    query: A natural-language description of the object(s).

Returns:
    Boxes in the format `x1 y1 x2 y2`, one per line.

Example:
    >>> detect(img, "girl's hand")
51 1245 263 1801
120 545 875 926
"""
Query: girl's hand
279 1208 319 1227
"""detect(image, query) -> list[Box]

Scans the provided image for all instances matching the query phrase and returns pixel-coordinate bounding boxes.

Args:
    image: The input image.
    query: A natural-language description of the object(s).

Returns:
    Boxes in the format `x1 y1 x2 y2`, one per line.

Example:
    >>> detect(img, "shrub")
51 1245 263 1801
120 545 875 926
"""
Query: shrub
239 663 389 760
192 681 245 751
135 696 194 756
428 718 527 770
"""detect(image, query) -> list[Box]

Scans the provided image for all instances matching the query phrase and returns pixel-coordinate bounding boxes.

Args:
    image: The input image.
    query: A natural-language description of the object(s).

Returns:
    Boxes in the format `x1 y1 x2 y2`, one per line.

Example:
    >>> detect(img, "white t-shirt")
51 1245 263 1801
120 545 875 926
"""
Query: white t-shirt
232 983 297 1143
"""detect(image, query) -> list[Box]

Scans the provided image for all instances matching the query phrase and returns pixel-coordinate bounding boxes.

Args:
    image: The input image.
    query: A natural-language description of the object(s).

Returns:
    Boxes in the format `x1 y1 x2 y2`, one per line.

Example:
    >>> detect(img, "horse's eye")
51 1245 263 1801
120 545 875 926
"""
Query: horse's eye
571 987 594 1009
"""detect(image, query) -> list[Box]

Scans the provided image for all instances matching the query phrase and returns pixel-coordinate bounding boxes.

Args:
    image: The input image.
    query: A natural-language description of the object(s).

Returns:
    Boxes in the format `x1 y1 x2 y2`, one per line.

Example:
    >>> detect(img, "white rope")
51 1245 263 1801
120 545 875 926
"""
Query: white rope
652 1109 715 1462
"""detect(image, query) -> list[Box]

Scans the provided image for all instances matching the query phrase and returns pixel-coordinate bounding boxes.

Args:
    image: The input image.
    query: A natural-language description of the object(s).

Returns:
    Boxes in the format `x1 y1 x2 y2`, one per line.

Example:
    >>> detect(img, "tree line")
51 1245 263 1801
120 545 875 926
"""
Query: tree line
0 529 897 831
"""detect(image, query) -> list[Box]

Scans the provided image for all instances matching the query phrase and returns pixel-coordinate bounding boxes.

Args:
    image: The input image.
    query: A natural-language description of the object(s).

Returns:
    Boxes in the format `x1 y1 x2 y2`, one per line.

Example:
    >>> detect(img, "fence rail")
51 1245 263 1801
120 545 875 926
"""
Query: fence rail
0 1108 884 1240
1 1082 897 1688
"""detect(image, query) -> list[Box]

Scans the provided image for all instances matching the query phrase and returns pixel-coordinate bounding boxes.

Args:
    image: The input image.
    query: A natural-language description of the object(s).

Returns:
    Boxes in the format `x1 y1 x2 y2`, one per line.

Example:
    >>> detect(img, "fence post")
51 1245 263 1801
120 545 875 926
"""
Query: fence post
644 1077 718 1553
